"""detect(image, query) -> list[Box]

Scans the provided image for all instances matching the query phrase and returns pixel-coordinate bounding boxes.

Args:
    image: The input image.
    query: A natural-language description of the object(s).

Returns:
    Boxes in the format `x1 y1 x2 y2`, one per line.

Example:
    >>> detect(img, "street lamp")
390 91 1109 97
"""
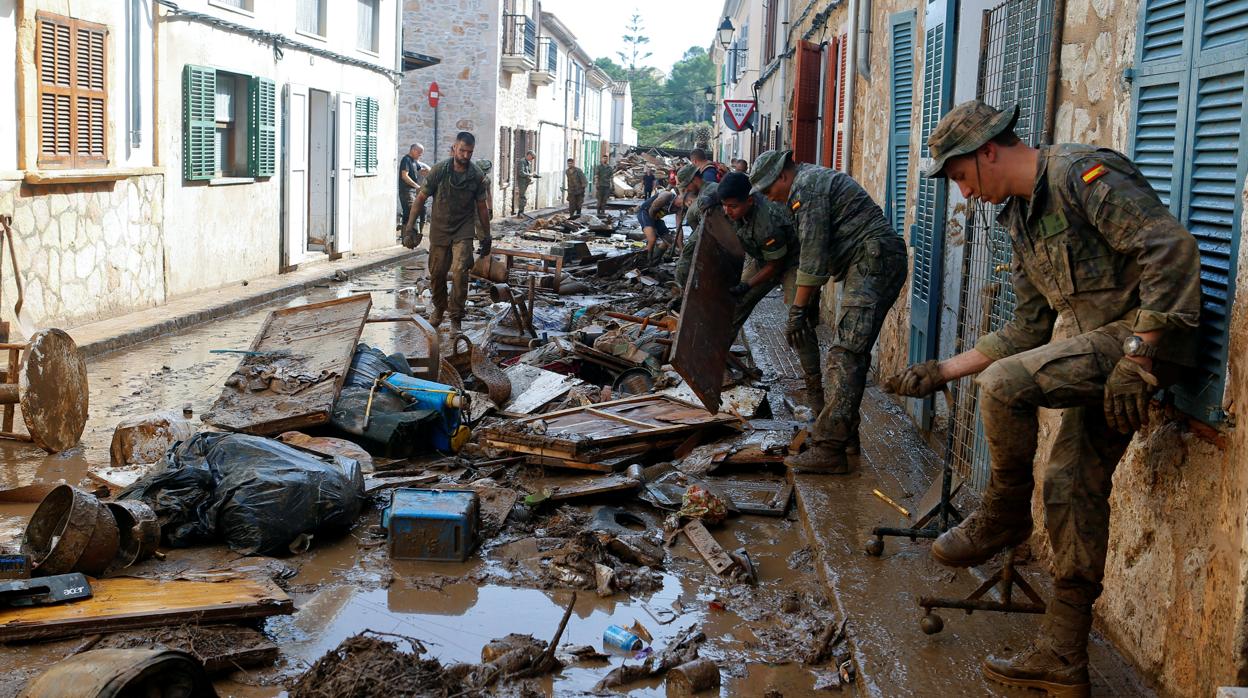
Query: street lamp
704 87 715 103
717 17 734 49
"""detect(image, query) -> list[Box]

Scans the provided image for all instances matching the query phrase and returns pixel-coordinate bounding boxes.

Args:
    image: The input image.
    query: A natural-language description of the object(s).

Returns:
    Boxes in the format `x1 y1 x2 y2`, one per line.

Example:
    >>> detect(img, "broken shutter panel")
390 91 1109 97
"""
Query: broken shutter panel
183 64 216 181
834 34 848 170
248 76 276 178
74 22 108 167
820 37 840 167
792 40 821 163
367 97 379 173
887 12 916 235
37 14 73 168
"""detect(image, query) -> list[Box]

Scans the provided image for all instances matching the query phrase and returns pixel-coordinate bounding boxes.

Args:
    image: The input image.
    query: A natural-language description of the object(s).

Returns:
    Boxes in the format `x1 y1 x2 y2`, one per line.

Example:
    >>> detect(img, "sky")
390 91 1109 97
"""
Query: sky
538 0 725 76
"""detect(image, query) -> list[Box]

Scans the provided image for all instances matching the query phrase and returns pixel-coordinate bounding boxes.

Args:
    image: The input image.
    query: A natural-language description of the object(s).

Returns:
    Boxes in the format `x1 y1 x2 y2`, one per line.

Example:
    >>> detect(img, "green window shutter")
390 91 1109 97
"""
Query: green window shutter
248 76 276 177
886 11 915 236
367 97 379 174
182 64 216 181
354 98 368 171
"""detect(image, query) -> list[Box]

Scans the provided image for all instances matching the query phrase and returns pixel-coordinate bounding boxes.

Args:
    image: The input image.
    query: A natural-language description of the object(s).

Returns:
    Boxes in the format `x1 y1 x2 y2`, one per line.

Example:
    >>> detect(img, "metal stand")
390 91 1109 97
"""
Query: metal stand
916 548 1046 634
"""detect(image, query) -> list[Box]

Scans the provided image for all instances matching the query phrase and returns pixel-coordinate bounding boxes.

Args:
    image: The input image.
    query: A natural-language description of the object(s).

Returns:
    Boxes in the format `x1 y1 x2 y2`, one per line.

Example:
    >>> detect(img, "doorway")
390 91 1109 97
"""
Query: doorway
307 88 332 251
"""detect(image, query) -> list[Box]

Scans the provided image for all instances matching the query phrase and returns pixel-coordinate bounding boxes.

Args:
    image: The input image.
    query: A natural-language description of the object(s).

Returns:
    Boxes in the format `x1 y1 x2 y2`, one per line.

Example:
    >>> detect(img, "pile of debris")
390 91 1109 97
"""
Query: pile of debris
611 151 688 197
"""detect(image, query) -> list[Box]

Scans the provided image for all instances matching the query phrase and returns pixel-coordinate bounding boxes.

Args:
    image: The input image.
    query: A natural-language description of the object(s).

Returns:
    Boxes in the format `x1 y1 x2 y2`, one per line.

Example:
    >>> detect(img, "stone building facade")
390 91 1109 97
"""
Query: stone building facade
715 0 1248 694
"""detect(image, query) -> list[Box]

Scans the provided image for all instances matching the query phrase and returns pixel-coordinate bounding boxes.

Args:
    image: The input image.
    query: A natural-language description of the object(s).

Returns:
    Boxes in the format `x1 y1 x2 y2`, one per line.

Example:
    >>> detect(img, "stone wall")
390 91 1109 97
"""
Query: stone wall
0 175 165 330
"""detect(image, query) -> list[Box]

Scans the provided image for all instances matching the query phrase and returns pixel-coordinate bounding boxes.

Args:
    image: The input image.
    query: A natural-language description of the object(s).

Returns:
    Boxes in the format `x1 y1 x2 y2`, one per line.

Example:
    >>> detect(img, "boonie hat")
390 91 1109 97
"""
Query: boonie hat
924 101 1020 178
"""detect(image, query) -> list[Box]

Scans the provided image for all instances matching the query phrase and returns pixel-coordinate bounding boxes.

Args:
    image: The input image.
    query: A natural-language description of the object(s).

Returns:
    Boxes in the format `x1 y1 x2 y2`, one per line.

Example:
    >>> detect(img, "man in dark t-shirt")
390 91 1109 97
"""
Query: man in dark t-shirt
399 143 429 231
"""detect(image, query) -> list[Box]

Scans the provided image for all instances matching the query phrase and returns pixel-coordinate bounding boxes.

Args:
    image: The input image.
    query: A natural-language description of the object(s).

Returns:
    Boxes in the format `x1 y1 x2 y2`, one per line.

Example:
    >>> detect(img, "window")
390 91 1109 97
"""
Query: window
764 1 778 63
357 0 379 53
36 12 108 169
498 127 513 185
297 0 326 38
1129 0 1248 423
209 0 253 12
354 96 379 174
183 64 275 181
735 24 750 82
573 63 584 120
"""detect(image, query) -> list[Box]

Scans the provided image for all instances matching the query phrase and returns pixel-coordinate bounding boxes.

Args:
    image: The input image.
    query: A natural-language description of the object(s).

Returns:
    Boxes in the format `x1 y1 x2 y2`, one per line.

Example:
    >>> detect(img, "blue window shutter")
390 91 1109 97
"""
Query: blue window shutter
182 65 215 181
1140 0 1191 62
1130 75 1186 206
367 97 379 174
1200 0 1248 50
354 98 368 172
887 11 916 236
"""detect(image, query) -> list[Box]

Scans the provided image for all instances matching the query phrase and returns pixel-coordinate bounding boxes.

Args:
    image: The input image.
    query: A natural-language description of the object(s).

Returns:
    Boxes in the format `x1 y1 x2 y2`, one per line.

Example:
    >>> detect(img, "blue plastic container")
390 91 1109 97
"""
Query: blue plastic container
603 624 643 651
381 374 470 452
382 488 479 562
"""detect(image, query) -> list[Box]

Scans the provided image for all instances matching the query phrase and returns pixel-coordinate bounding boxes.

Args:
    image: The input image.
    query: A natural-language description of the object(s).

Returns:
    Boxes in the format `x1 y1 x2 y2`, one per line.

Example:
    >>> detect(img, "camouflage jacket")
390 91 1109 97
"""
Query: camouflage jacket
518 159 535 186
594 164 614 189
565 166 587 194
788 163 900 286
733 194 799 266
976 144 1202 365
684 181 720 233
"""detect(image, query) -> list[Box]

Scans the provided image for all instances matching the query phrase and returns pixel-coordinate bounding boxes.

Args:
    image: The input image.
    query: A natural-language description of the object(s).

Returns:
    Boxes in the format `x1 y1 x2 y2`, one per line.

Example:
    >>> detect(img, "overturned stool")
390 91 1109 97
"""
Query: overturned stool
916 547 1046 634
0 329 89 453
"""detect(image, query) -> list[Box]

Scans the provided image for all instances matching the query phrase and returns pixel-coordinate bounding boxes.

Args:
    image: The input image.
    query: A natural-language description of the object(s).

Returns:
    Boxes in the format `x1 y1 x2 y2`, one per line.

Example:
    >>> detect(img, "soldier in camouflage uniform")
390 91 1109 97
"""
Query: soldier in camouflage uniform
718 172 824 411
594 155 613 217
750 149 907 473
404 131 492 335
565 158 587 216
885 101 1201 697
475 159 494 242
515 150 539 215
674 164 719 287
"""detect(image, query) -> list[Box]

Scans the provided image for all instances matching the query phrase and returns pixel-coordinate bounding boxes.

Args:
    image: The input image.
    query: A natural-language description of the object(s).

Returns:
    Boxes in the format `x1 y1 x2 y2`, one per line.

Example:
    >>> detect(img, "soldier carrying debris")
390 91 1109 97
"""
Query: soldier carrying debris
403 131 492 335
750 149 906 474
673 163 719 287
594 154 613 217
885 101 1201 697
717 172 823 413
565 158 588 217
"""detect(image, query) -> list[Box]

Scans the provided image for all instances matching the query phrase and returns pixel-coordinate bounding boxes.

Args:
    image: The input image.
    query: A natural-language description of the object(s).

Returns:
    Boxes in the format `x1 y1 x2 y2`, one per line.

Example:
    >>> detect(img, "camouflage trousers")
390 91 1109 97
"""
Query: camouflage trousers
428 238 475 321
734 261 821 379
568 192 584 217
596 187 611 216
975 321 1135 611
516 185 531 214
811 239 906 446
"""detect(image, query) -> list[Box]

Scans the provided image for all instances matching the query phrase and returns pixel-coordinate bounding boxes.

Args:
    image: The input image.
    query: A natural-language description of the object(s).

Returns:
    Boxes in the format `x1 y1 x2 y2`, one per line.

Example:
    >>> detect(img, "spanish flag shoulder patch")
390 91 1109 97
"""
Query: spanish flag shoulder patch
791 200 801 212
1081 163 1108 184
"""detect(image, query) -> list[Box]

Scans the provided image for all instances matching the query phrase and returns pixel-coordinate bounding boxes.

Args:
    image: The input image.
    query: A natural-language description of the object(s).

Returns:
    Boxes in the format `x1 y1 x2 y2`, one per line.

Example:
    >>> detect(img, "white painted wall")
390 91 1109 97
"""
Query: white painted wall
0 0 18 171
159 0 400 297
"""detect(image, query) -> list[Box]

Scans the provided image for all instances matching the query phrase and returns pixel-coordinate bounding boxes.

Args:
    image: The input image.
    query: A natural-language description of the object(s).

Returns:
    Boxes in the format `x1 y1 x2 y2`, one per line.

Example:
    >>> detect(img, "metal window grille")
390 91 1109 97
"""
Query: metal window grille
947 0 1054 489
503 14 537 59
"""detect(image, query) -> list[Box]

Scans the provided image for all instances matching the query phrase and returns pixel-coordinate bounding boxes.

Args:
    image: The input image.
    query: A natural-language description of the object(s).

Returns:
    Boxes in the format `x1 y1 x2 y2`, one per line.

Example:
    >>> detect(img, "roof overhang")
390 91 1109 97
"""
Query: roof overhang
402 50 442 71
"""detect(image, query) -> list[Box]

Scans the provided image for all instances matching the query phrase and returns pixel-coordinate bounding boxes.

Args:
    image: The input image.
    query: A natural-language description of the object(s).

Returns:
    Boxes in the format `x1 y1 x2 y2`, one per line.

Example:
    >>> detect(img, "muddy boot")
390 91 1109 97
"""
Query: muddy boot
428 306 445 327
449 318 462 336
983 599 1092 697
845 429 861 456
931 505 1032 568
784 443 849 474
804 373 825 414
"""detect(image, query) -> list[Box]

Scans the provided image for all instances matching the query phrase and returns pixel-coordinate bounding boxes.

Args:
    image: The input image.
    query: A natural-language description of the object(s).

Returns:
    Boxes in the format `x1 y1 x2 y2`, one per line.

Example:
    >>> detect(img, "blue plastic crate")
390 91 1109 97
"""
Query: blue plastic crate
382 488 479 562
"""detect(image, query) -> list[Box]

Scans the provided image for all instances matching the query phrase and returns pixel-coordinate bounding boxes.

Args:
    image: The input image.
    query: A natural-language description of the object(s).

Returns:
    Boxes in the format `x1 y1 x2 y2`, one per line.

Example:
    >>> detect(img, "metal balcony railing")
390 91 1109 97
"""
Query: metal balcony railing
503 14 537 60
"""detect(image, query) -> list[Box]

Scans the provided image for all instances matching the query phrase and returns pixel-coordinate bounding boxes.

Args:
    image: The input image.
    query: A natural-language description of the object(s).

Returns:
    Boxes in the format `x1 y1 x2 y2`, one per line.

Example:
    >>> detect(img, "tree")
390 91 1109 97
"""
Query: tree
657 47 717 125
616 11 652 74
594 57 628 82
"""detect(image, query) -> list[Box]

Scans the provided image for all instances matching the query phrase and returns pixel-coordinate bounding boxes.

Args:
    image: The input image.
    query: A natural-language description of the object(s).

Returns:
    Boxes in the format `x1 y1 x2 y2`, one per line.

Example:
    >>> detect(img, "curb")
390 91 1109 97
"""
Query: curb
76 249 423 359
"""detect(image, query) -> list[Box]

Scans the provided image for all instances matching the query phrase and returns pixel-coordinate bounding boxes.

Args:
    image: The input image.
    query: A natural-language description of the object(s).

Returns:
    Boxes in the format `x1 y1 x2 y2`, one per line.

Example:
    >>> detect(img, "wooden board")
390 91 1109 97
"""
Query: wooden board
0 576 293 643
671 210 745 414
682 520 736 575
205 294 372 435
480 394 738 458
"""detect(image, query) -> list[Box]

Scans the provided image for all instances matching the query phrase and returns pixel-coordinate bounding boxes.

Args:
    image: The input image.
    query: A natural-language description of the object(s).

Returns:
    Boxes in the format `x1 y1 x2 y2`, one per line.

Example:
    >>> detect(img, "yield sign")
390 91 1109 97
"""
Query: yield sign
723 100 756 131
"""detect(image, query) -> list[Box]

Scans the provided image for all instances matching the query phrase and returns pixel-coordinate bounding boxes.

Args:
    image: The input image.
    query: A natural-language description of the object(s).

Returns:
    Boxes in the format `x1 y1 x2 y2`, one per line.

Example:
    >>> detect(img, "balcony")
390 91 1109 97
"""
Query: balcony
530 37 556 86
501 14 537 73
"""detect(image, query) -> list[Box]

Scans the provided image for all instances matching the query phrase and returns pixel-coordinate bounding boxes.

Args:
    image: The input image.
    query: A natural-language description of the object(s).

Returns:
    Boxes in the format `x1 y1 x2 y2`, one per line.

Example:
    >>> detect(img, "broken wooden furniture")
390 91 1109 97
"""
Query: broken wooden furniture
480 394 738 472
474 247 565 292
0 328 89 453
0 576 294 642
671 210 746 413
205 294 372 435
364 308 441 382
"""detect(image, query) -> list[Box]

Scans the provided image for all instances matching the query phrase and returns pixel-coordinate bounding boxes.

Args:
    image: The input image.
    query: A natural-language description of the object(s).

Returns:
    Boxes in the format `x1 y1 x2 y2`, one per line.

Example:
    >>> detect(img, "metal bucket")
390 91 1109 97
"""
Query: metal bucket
22 485 120 577
105 500 161 570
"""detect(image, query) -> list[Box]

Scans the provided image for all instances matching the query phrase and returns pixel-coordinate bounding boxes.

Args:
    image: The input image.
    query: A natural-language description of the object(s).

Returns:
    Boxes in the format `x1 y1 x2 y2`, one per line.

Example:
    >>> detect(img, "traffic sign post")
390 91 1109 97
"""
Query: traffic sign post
429 83 440 153
723 100 756 132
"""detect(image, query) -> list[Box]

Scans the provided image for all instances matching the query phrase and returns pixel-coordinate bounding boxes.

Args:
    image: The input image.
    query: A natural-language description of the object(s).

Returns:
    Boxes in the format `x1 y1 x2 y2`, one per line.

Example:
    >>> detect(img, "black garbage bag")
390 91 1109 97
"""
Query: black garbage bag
119 432 365 556
331 386 439 458
343 343 411 390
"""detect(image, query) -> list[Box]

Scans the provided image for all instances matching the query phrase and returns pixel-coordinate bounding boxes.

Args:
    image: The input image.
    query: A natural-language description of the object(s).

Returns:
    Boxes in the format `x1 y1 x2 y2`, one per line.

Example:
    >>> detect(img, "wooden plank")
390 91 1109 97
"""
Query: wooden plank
671 210 746 413
548 474 643 501
0 577 293 643
682 520 737 575
204 294 372 435
584 408 664 430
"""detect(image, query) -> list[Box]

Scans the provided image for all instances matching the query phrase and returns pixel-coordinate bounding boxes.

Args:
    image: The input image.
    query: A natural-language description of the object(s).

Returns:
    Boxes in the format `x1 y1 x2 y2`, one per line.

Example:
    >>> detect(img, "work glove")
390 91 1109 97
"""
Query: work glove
1104 358 1160 434
882 360 946 398
477 236 492 257
784 304 817 350
728 282 751 298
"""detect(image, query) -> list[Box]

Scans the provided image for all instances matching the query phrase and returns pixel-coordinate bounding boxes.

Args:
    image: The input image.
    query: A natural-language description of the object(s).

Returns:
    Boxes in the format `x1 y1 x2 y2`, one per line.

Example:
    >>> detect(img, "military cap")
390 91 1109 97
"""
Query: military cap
924 101 1020 178
476 159 493 175
749 149 791 195
676 164 698 187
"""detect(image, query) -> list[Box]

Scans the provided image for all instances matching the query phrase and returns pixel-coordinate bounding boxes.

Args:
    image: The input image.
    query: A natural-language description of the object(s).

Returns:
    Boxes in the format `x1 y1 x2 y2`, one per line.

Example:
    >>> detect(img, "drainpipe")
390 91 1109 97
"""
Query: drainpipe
856 0 872 78
777 0 789 148
1041 0 1067 145
843 0 858 173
